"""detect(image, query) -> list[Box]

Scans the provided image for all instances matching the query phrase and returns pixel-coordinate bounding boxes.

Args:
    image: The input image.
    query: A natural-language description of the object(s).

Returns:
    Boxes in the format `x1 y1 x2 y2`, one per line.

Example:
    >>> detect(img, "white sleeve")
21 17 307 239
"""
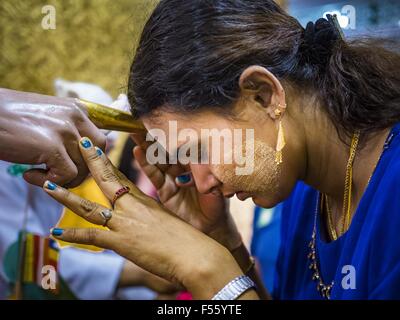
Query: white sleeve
59 247 124 300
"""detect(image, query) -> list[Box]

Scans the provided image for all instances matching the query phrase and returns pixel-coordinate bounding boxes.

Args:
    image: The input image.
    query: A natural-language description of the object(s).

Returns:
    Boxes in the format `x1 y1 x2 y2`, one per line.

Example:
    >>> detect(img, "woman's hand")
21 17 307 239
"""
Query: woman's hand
131 133 243 252
0 88 106 187
119 261 180 295
44 137 245 299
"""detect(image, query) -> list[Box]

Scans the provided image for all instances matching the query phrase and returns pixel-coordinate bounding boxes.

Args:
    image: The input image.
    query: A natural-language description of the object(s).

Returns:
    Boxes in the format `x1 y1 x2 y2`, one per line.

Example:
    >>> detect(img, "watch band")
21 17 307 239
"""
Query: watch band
211 275 256 300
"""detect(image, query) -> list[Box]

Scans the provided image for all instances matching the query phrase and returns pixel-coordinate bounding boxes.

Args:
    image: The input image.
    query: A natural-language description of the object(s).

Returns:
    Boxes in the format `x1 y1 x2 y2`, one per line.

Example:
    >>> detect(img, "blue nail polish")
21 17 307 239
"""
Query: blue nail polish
80 138 92 149
177 174 191 184
46 181 57 190
96 147 103 156
51 228 64 236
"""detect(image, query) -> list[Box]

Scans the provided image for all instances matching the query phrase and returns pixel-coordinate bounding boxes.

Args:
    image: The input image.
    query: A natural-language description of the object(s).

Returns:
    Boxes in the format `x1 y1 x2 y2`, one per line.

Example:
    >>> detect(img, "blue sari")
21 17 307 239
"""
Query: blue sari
274 123 400 299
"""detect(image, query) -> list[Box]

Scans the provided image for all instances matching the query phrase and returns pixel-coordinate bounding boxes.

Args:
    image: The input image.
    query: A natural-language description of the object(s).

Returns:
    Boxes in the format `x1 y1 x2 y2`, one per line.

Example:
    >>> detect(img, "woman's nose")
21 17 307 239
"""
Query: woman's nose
189 164 221 194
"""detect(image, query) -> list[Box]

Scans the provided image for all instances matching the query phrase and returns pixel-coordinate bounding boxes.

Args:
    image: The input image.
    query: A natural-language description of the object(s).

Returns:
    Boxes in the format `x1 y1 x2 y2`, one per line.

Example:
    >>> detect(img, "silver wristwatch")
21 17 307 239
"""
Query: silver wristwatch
212 275 256 300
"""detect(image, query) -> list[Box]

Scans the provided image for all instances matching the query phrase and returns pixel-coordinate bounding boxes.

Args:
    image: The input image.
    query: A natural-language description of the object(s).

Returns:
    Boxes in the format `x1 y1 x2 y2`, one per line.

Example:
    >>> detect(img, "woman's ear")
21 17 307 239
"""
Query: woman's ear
239 65 286 120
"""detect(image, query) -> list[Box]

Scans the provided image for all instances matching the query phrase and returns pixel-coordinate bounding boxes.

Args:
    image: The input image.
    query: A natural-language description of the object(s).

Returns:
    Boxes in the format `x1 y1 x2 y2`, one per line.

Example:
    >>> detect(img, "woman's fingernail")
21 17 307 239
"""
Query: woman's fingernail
51 228 64 236
80 138 92 149
45 181 57 190
95 147 103 156
177 174 191 184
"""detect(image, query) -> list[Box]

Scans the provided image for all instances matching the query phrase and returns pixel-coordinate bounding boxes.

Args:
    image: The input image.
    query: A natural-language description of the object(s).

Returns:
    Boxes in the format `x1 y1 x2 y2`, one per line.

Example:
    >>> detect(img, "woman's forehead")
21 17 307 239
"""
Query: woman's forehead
143 111 230 132
142 112 244 155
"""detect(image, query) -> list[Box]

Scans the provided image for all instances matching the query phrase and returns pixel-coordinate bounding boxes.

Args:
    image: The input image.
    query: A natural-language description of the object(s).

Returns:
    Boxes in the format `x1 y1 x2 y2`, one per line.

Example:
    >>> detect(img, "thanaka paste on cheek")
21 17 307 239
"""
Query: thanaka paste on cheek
212 140 281 197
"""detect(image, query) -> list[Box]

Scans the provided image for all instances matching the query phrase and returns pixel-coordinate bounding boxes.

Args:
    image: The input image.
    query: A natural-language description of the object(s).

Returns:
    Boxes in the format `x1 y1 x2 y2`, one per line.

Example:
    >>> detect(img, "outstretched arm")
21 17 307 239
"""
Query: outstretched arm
0 88 106 187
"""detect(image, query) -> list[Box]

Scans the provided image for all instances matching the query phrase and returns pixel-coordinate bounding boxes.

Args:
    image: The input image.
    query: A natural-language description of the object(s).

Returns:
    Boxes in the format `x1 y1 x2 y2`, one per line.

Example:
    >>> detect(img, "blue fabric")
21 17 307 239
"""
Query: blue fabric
251 204 282 292
274 123 400 300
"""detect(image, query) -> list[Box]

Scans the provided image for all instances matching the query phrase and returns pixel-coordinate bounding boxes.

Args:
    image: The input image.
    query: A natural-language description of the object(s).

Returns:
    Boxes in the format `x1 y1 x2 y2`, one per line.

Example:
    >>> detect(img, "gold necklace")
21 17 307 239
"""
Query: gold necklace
310 129 394 298
308 132 360 298
324 194 338 241
342 132 360 233
324 132 360 240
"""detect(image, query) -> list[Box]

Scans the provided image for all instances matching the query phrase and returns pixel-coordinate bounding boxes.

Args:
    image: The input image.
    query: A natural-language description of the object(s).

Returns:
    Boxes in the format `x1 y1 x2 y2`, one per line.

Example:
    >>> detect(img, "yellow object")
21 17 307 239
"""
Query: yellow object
342 132 360 233
324 194 338 241
57 178 109 252
23 234 34 283
80 99 146 133
275 120 286 165
48 248 59 262
324 132 360 240
0 0 157 97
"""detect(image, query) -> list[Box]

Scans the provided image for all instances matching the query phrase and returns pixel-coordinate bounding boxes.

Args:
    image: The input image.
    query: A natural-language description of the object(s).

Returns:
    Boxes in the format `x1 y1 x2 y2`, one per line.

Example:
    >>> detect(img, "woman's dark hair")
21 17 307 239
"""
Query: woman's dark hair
128 0 400 141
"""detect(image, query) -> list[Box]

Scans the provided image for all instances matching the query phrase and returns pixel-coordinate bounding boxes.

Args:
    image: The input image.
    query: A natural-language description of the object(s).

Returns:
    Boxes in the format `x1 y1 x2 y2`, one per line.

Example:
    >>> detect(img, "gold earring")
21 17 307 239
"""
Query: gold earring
274 108 282 117
275 120 286 165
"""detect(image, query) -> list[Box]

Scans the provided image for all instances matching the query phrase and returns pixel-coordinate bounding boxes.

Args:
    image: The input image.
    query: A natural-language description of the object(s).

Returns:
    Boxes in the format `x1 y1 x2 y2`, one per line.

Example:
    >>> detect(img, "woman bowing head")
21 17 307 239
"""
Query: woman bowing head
46 0 400 300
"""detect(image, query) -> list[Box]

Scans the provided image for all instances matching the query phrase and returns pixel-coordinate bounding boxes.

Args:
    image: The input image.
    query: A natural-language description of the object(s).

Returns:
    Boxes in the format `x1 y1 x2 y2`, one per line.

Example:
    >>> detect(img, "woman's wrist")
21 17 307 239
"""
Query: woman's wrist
207 215 242 252
182 243 246 299
231 242 255 274
206 216 255 275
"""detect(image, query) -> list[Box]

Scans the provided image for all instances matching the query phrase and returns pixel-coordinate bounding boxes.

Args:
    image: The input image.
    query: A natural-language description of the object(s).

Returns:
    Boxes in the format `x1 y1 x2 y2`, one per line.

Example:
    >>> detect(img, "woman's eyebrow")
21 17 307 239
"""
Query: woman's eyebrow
172 140 204 155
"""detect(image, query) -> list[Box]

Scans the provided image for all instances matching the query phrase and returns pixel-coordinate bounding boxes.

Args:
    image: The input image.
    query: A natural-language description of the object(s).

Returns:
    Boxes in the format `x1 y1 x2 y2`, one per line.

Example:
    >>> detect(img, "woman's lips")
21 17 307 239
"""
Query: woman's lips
222 191 252 201
236 192 251 201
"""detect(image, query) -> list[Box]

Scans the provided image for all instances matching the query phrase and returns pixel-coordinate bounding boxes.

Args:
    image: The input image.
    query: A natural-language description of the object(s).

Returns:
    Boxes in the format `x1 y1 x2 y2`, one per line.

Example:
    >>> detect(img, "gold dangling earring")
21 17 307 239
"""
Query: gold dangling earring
274 105 286 165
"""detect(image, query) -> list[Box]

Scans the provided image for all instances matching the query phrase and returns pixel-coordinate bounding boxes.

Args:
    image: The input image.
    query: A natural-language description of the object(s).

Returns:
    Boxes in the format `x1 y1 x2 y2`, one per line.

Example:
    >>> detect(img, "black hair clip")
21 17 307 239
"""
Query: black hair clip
326 14 345 41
